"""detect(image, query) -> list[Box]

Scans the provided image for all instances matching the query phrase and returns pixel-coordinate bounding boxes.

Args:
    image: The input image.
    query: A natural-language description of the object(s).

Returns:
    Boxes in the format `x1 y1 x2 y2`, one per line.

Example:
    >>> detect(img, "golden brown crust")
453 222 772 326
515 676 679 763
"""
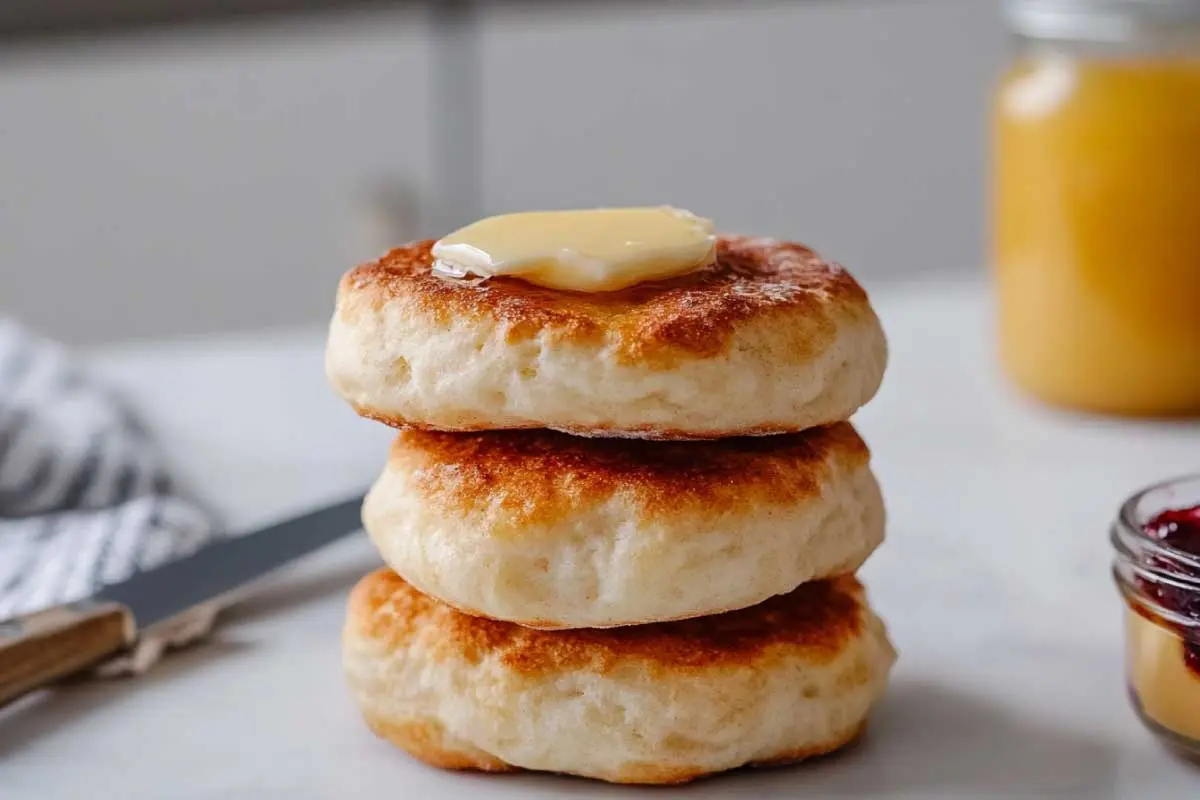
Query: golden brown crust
616 723 866 784
364 716 516 774
361 712 864 784
385 422 869 534
338 236 871 368
348 568 865 678
411 578 860 630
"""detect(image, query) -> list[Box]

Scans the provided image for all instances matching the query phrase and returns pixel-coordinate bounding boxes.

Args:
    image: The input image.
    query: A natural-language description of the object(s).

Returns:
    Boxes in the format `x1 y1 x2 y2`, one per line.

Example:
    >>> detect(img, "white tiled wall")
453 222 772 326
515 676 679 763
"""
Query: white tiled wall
0 0 1006 343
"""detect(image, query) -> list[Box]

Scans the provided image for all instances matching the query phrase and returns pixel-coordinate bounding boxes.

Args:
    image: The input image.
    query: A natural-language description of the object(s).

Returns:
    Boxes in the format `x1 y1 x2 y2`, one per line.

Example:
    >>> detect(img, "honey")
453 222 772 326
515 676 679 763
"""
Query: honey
993 52 1200 416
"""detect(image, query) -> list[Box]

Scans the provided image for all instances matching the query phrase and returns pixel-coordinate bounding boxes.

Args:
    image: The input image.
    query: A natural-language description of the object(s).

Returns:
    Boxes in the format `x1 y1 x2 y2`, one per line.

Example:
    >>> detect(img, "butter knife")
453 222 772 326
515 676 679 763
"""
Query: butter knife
0 494 364 707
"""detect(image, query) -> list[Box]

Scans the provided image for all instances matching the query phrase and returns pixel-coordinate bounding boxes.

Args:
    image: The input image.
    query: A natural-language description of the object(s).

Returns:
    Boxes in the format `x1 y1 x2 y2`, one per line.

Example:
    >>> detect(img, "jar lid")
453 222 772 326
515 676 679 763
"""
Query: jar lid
1004 0 1200 40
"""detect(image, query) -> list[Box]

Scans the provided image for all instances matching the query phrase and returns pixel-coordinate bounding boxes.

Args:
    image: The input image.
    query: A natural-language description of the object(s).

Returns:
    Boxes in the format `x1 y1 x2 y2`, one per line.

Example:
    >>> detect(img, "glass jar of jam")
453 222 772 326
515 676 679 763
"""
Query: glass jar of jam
1112 474 1200 758
993 0 1200 417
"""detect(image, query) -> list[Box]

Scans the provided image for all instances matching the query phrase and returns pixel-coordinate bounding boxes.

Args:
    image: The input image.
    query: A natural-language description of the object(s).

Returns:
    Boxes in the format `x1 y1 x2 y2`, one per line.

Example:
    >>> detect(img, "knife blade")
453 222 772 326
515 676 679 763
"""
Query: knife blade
98 494 365 629
0 493 364 707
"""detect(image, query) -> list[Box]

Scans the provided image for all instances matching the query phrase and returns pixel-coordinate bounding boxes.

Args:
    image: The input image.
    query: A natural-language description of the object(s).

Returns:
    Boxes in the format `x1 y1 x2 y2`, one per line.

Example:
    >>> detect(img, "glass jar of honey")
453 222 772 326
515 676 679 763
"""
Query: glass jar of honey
993 0 1200 417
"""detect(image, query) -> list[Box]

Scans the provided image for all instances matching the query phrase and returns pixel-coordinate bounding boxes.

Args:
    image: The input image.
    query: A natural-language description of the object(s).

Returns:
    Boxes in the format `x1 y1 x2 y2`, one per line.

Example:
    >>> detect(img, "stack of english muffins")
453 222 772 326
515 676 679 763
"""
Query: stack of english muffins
326 228 895 785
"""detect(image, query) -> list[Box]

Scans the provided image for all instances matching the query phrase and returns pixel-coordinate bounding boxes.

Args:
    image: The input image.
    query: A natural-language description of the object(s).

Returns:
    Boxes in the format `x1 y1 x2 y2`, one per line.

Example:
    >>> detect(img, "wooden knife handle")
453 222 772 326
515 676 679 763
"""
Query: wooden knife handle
0 600 135 707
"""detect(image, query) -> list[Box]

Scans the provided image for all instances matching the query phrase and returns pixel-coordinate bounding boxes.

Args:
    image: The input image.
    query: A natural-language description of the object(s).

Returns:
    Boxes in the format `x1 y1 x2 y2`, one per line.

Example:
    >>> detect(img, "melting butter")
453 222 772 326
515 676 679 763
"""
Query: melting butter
431 207 716 292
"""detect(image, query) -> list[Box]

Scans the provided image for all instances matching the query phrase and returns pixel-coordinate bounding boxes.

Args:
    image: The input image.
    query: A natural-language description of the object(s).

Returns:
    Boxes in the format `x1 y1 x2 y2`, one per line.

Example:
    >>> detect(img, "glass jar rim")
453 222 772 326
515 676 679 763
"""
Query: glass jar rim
1112 473 1200 628
1005 0 1200 41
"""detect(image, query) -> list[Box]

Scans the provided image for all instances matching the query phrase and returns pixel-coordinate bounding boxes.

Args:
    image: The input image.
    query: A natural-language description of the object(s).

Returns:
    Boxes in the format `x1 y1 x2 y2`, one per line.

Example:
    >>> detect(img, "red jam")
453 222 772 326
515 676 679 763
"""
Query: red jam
1145 505 1200 554
1141 504 1200 675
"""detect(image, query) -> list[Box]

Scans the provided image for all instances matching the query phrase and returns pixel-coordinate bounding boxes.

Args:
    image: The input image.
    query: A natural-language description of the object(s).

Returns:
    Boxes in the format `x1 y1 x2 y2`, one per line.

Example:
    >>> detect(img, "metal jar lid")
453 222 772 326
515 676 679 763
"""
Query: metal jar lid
1004 0 1200 40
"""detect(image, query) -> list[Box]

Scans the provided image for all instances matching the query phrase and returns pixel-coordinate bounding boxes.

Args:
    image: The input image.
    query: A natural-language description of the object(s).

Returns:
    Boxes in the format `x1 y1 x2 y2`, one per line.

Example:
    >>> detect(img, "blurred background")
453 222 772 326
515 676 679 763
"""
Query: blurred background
0 0 1003 344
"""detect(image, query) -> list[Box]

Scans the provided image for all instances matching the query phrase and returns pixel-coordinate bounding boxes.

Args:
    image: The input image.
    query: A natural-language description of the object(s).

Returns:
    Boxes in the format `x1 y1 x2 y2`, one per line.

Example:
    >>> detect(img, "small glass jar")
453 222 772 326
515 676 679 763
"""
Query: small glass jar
992 0 1200 417
1112 474 1200 759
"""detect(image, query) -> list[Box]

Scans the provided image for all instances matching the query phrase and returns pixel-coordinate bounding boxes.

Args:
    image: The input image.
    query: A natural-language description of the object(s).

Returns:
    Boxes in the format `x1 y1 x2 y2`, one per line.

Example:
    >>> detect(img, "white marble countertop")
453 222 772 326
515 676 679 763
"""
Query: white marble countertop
3 279 1198 798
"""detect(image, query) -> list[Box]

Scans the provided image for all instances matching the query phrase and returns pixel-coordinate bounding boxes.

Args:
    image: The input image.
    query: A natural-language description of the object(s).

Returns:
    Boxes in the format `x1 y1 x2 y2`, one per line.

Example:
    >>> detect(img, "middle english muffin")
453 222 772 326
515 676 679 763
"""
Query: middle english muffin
362 421 884 629
326 235 887 440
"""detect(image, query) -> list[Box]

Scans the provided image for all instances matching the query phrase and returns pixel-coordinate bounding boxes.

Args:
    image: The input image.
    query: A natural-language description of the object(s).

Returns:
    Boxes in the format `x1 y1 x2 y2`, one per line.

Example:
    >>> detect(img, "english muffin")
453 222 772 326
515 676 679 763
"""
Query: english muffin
362 422 884 629
326 236 886 439
344 568 895 784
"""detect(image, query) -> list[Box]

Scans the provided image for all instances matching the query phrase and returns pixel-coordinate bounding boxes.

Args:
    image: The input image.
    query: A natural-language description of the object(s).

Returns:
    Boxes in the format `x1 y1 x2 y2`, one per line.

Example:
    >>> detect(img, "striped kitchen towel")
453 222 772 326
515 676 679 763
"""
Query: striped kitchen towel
0 320 222 671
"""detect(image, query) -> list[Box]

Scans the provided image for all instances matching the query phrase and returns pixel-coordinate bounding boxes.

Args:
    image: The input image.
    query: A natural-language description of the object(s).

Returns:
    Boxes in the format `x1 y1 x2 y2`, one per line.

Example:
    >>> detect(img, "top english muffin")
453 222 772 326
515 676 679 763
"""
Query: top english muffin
326 235 886 439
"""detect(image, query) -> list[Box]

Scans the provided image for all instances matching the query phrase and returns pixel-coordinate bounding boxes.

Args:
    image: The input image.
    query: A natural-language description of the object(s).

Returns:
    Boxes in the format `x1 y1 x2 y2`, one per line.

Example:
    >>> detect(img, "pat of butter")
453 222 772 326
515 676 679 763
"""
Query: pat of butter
431 207 716 292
